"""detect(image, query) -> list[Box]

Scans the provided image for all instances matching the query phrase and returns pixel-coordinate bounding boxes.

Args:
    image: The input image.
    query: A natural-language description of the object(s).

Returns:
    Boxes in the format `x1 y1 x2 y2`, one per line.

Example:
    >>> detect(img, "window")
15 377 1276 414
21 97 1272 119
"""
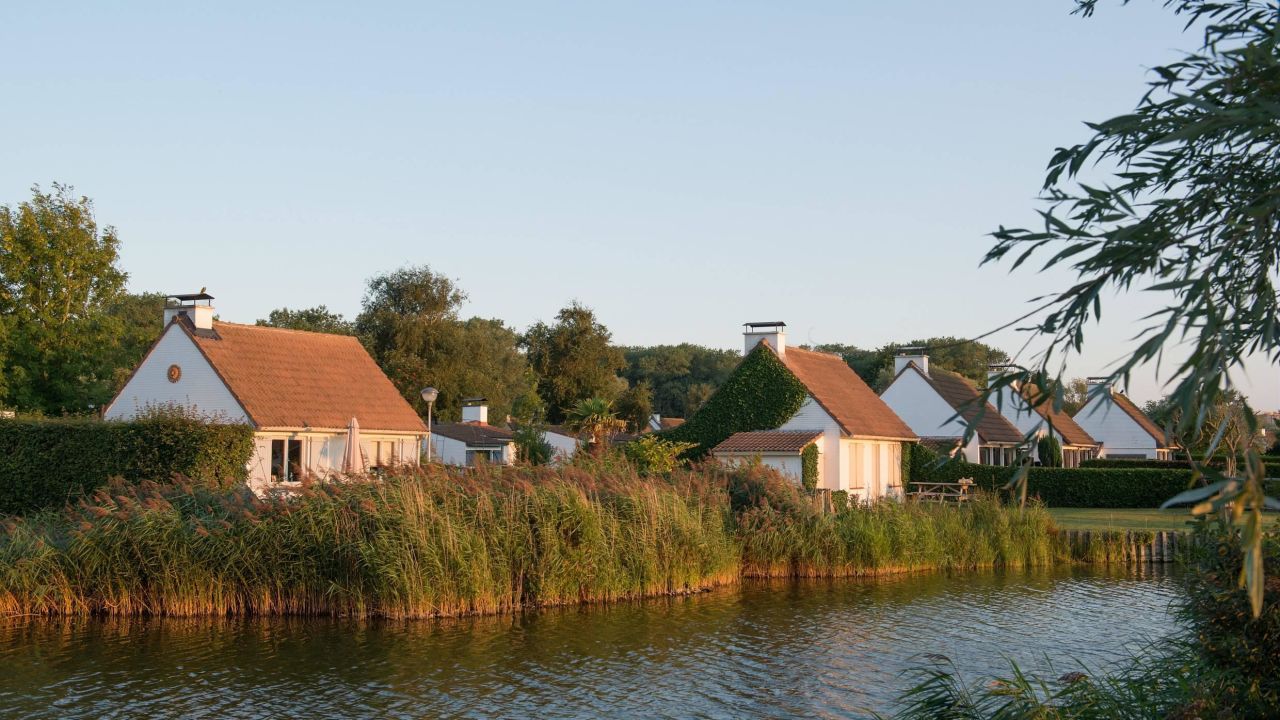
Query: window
271 439 304 482
369 440 396 470
465 449 502 467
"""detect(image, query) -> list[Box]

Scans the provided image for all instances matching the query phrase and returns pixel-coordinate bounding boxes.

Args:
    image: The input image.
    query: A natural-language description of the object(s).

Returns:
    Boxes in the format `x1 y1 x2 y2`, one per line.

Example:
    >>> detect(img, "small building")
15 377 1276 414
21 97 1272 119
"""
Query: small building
105 293 428 494
707 322 918 500
1073 378 1177 460
542 425 583 461
648 414 685 432
879 350 1025 465
711 430 824 483
987 366 1101 467
431 399 516 466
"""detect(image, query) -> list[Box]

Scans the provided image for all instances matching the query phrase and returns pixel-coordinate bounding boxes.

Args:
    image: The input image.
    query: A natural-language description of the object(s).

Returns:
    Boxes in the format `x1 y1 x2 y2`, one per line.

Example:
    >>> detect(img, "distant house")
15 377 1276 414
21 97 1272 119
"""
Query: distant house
542 425 582 461
431 399 516 466
879 350 1025 465
1073 378 1176 460
648 414 685 432
708 322 918 500
105 293 428 494
987 367 1100 467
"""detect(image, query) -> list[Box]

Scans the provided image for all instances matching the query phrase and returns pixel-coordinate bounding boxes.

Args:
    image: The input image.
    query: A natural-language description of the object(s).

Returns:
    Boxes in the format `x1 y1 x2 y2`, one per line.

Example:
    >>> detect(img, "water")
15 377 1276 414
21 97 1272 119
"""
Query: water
0 567 1184 718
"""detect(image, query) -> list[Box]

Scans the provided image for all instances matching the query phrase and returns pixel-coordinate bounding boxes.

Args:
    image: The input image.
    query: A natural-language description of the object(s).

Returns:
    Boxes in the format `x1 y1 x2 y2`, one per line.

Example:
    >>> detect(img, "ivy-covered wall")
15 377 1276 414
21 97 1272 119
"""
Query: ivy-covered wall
800 443 820 491
663 344 809 458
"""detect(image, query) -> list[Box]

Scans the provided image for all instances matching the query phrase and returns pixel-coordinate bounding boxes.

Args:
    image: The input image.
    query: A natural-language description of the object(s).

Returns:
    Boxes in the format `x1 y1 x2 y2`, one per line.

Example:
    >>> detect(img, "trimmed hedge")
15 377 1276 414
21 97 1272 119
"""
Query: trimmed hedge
0 416 254 515
1083 457 1280 478
909 445 1199 508
662 344 808 458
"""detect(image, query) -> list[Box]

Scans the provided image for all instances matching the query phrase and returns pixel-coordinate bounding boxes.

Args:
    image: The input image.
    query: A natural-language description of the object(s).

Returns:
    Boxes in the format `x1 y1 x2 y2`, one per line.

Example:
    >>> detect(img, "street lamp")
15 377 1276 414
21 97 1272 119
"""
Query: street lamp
420 387 439 463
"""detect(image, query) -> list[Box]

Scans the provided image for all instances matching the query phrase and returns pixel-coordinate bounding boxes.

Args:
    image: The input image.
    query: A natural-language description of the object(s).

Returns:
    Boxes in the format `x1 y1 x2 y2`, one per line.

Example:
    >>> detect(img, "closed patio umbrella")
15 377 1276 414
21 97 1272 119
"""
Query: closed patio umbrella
342 417 364 473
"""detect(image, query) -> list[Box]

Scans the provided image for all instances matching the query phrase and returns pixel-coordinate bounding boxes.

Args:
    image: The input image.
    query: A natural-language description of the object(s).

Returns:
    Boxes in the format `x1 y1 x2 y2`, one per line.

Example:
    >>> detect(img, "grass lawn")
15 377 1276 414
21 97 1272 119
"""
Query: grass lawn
1047 507 1278 532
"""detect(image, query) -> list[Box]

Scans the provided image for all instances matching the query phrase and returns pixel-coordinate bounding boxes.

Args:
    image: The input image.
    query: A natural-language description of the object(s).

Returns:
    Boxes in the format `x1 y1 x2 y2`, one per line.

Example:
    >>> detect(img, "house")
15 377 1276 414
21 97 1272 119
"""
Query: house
648 414 685 432
987 366 1100 467
431 399 516 466
1073 377 1177 460
104 293 428 494
542 425 582 461
709 322 918 500
712 430 824 482
879 350 1025 465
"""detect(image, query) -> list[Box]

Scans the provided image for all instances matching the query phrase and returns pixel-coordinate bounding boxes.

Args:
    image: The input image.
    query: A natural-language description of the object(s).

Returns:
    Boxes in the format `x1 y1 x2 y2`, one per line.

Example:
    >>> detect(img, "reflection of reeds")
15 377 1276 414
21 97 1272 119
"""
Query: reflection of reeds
0 463 1134 619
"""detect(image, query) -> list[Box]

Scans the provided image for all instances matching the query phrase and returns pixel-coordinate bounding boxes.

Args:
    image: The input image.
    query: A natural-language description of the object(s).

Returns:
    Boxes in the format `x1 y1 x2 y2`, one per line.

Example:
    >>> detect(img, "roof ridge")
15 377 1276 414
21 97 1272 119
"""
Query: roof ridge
213 320 360 340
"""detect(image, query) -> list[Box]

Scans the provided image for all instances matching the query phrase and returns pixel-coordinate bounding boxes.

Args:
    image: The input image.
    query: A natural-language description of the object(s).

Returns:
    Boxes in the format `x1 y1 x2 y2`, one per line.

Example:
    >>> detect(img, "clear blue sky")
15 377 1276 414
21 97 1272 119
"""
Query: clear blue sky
3 1 1275 408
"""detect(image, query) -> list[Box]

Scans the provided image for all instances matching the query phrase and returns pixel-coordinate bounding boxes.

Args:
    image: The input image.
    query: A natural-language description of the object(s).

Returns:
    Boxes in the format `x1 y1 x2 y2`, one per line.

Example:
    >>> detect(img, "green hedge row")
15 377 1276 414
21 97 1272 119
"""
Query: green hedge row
0 416 255 515
1083 457 1280 478
908 444 1198 508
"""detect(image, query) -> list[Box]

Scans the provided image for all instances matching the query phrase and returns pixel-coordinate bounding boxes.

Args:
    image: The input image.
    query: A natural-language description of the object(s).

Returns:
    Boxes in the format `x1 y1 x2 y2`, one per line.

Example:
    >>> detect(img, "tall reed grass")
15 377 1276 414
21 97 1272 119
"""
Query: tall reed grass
0 461 1119 619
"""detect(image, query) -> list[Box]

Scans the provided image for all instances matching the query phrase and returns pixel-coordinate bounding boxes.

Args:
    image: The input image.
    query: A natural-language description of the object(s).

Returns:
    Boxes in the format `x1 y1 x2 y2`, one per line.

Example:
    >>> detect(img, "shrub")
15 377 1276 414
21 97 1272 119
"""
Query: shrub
1083 456 1280 478
622 435 696 476
909 457 1198 508
0 414 253 515
513 424 554 465
1036 435 1063 467
800 443 819 492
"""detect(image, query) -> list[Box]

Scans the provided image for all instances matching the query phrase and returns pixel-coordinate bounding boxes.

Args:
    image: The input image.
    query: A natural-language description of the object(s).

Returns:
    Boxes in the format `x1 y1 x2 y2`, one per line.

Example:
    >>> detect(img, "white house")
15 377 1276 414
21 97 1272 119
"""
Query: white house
712 430 824 483
709 322 918 501
879 350 1025 465
105 293 428 494
987 366 1101 467
1073 377 1177 460
431 399 517 466
541 425 582 462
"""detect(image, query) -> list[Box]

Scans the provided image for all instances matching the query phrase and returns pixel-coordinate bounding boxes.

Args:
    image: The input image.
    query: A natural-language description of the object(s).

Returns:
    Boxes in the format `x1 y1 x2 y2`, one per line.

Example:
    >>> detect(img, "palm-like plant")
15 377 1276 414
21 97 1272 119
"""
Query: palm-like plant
565 397 626 454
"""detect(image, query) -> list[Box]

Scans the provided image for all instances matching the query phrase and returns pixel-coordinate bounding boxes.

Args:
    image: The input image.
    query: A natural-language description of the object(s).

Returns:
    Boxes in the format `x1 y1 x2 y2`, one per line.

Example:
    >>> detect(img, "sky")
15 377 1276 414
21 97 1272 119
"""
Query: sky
2 1 1276 409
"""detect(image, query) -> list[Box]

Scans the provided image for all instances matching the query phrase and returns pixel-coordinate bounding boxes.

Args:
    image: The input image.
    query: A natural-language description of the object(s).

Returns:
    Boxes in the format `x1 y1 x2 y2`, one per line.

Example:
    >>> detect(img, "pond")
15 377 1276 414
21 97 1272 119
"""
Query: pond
0 566 1184 718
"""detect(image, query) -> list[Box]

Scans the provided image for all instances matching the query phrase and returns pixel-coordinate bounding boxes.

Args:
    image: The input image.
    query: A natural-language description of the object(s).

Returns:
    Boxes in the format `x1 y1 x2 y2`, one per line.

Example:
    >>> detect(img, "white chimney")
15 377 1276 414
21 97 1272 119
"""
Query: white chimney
163 292 215 331
461 398 489 424
743 321 786 357
894 348 928 375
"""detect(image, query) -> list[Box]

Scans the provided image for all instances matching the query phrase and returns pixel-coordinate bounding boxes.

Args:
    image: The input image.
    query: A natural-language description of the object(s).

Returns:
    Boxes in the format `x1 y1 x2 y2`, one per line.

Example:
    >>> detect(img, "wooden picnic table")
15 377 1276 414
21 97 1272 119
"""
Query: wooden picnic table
909 478 975 503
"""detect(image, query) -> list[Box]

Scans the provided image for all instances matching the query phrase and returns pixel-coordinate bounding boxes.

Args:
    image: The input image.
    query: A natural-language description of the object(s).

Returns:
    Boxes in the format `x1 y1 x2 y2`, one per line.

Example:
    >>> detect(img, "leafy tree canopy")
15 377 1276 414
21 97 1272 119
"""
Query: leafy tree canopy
0 184 128 414
983 0 1280 615
257 305 353 335
522 302 625 423
812 337 1010 391
621 344 741 419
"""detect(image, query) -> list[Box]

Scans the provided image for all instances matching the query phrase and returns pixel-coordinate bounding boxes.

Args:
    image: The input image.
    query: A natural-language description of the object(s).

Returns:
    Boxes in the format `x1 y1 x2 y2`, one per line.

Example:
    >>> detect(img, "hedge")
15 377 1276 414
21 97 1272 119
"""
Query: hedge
1083 457 1280 478
908 445 1199 508
0 416 254 515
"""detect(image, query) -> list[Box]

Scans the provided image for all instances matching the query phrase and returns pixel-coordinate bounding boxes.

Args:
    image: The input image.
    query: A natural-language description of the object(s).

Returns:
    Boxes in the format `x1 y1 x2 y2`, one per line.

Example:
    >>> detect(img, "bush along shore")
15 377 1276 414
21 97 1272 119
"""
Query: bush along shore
1 462 1155 619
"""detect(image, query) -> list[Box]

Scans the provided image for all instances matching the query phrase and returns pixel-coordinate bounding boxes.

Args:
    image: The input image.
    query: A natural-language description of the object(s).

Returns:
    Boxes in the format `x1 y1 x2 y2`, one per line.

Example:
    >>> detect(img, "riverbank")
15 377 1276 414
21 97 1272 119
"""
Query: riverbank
0 463 1142 619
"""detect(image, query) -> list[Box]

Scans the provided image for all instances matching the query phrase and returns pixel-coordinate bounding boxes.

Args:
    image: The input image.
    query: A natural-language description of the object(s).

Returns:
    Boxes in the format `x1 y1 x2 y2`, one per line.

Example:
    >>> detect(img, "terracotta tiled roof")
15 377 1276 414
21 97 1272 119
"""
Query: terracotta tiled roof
660 418 685 429
1019 384 1098 447
185 320 427 433
713 430 823 454
776 345 917 441
432 422 514 445
919 436 963 456
905 364 1025 445
1108 392 1172 447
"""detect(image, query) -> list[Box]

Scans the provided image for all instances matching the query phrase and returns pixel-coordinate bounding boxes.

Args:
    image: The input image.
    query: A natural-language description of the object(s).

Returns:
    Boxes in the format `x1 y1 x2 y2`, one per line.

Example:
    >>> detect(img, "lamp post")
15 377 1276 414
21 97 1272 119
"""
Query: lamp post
420 387 439 463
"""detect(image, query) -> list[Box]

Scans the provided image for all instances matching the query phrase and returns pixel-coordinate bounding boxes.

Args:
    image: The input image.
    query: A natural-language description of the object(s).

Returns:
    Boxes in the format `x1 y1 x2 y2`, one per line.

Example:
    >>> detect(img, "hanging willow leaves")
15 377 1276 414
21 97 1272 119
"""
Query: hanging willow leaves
980 0 1279 616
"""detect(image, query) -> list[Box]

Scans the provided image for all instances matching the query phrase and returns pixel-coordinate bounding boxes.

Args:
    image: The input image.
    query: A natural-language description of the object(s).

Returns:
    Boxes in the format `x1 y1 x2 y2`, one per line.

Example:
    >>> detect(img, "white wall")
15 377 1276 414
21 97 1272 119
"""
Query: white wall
430 434 515 467
880 371 969 439
247 431 422 495
104 324 251 423
843 439 903 501
714 453 804 483
542 430 580 462
1075 395 1159 459
777 396 843 490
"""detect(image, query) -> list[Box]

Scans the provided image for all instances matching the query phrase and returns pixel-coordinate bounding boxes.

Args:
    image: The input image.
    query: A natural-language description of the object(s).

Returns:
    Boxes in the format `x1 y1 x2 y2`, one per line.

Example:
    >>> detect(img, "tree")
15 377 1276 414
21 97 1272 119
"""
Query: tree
0 184 127 413
613 381 653 434
983 0 1280 614
1036 435 1063 468
522 302 626 423
104 292 167 392
621 344 741 418
257 306 353 335
513 422 554 465
1057 377 1091 415
564 397 626 454
353 266 540 423
813 337 1010 391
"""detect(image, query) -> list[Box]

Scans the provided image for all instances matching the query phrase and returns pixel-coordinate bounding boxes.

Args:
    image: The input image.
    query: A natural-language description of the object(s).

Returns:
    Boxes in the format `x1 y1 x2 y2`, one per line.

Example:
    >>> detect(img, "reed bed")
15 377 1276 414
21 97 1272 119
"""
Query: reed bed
1 461 1124 619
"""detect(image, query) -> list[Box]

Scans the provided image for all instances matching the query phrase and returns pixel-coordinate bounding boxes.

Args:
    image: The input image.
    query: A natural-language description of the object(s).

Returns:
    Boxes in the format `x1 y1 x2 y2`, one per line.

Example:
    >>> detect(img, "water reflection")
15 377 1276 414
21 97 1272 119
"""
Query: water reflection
1 566 1183 718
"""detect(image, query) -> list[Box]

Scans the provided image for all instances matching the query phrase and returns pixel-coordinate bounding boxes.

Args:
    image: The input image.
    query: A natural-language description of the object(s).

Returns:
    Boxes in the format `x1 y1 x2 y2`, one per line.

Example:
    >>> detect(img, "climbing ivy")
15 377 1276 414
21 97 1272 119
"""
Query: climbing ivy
662 344 809 458
800 443 820 491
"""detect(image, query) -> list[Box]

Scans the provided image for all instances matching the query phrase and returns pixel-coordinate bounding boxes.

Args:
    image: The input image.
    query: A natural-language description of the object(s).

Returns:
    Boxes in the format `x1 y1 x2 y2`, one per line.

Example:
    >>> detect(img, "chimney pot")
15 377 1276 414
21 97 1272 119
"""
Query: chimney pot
743 321 786 357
